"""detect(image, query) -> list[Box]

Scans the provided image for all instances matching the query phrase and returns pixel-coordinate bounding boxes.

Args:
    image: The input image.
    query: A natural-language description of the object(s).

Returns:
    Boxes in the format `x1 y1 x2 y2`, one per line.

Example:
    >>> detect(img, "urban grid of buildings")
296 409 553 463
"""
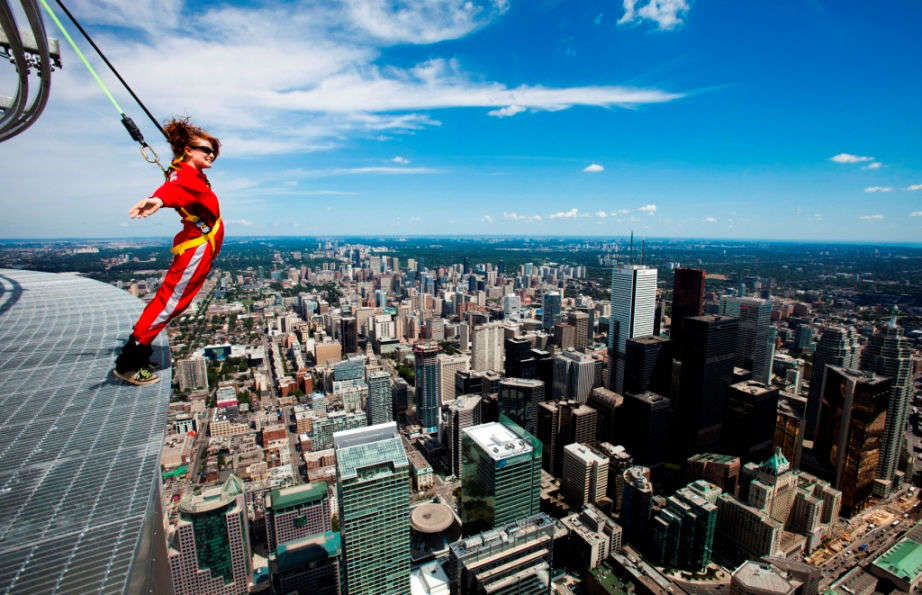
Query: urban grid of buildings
14 239 922 595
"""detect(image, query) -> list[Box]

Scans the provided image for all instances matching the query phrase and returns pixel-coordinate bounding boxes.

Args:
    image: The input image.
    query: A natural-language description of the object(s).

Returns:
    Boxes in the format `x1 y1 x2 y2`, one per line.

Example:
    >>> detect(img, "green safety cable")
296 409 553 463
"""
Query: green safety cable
38 0 166 172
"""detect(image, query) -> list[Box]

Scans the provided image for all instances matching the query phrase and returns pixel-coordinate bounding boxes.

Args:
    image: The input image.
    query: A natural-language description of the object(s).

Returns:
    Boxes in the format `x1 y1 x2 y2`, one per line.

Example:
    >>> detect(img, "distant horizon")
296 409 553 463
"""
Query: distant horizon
2 234 922 249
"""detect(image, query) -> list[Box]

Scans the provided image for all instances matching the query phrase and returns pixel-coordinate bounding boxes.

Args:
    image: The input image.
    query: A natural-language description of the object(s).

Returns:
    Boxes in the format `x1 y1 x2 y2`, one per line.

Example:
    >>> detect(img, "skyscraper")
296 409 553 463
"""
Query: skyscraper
450 395 483 478
861 319 914 496
676 315 739 457
265 482 331 552
562 443 610 508
269 532 343 595
552 349 595 401
618 391 672 473
340 317 358 354
168 475 251 595
721 296 774 384
461 417 542 535
806 325 860 441
721 381 780 462
471 321 504 372
542 291 561 330
439 352 470 403
649 480 720 571
366 370 393 426
334 422 410 594
448 514 556 595
624 335 673 397
620 466 654 548
536 399 598 476
609 265 658 356
589 386 624 444
569 310 591 351
504 336 533 378
176 355 209 391
498 377 545 434
414 342 442 433
814 366 891 514
670 267 706 349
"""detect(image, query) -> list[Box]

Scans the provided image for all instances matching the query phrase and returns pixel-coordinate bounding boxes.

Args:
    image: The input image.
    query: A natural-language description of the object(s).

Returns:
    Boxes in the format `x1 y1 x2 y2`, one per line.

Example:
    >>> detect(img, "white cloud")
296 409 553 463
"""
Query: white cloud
583 163 605 173
703 216 717 223
287 166 440 178
637 204 657 215
862 162 882 170
482 215 495 223
618 0 690 30
860 214 884 220
830 153 875 163
488 105 526 118
227 218 254 226
595 210 607 218
345 0 509 44
549 208 579 219
910 211 922 217
504 212 542 222
392 156 410 164
907 184 922 191
864 186 892 193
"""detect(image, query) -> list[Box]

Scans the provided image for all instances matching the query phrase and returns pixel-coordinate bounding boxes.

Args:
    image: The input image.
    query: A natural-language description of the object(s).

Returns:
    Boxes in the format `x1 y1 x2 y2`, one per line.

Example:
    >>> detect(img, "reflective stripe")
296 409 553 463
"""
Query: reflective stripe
152 243 207 327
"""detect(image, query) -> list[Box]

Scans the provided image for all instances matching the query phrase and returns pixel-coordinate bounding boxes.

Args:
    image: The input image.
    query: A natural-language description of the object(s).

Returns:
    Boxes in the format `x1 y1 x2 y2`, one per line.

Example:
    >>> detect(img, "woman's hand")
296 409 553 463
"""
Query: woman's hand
129 197 164 219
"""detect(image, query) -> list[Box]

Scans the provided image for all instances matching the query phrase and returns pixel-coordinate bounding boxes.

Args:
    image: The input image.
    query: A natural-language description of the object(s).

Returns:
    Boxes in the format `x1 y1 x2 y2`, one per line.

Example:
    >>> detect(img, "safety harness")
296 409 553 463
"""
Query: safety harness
171 208 222 256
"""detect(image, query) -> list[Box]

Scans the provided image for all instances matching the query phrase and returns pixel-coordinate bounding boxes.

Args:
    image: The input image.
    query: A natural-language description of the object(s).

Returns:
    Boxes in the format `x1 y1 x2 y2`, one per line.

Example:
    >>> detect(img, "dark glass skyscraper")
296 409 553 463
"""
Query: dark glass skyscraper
814 366 890 514
670 267 706 349
676 315 739 458
720 381 780 462
414 342 442 433
618 391 672 473
624 335 673 397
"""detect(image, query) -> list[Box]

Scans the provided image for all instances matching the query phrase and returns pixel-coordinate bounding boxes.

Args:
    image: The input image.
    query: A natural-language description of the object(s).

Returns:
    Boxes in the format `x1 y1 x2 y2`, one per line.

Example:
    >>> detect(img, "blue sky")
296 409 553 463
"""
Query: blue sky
1 0 921 240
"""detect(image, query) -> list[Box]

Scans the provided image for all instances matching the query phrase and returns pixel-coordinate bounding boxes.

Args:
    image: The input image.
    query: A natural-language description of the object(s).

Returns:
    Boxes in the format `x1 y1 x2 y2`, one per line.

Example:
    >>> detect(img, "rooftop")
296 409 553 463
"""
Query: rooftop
464 422 532 461
267 481 327 510
872 529 922 582
334 422 409 480
0 269 171 594
273 531 341 571
732 561 794 591
410 503 456 534
180 475 245 514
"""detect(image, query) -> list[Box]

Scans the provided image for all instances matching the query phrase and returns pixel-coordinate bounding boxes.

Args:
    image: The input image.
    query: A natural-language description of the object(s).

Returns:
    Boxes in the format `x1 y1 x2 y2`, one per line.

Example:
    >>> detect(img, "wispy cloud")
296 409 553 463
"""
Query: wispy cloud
287 166 441 178
504 212 542 222
864 186 892 193
618 0 690 30
345 0 509 44
488 105 526 118
860 214 884 220
595 210 608 218
482 214 495 223
910 211 922 217
703 216 718 223
392 156 410 164
908 184 922 191
637 204 657 215
227 218 254 226
830 153 874 163
862 162 882 170
583 163 605 173
549 208 579 219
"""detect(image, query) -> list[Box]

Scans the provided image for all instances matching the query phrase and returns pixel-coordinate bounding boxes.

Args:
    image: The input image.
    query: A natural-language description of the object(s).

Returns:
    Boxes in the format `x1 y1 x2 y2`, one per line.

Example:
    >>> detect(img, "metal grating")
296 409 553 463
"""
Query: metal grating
0 269 170 594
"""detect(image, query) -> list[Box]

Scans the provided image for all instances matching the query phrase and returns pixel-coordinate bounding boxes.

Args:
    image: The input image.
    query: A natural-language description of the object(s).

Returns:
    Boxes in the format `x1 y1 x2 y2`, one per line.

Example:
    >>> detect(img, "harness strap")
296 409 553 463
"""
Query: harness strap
170 215 222 256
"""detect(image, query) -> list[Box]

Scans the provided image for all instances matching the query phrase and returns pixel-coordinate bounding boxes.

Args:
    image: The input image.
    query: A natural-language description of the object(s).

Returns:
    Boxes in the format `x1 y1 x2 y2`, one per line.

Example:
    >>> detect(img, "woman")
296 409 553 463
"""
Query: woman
114 118 224 385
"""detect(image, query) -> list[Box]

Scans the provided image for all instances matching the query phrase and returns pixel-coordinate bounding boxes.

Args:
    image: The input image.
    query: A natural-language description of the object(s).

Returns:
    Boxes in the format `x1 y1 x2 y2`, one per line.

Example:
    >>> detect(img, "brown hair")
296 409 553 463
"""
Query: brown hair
163 117 221 161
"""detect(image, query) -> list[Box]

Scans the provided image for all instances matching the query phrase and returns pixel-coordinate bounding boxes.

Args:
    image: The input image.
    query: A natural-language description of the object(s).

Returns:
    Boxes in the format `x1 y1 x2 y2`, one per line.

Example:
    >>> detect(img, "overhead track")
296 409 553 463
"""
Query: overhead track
0 0 59 142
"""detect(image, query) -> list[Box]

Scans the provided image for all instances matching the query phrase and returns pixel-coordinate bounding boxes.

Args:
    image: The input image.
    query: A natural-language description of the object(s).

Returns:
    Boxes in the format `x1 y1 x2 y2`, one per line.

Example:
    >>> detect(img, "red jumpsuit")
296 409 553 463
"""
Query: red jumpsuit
132 162 224 345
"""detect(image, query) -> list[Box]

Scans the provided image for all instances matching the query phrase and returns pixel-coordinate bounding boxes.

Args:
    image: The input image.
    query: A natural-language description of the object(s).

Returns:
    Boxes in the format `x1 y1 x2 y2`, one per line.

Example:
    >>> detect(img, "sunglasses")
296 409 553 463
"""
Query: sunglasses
188 144 216 156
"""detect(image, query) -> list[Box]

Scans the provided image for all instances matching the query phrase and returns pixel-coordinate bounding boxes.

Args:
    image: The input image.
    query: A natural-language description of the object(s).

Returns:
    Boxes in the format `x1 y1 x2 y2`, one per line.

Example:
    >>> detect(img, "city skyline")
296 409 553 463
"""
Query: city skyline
1 1 921 241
